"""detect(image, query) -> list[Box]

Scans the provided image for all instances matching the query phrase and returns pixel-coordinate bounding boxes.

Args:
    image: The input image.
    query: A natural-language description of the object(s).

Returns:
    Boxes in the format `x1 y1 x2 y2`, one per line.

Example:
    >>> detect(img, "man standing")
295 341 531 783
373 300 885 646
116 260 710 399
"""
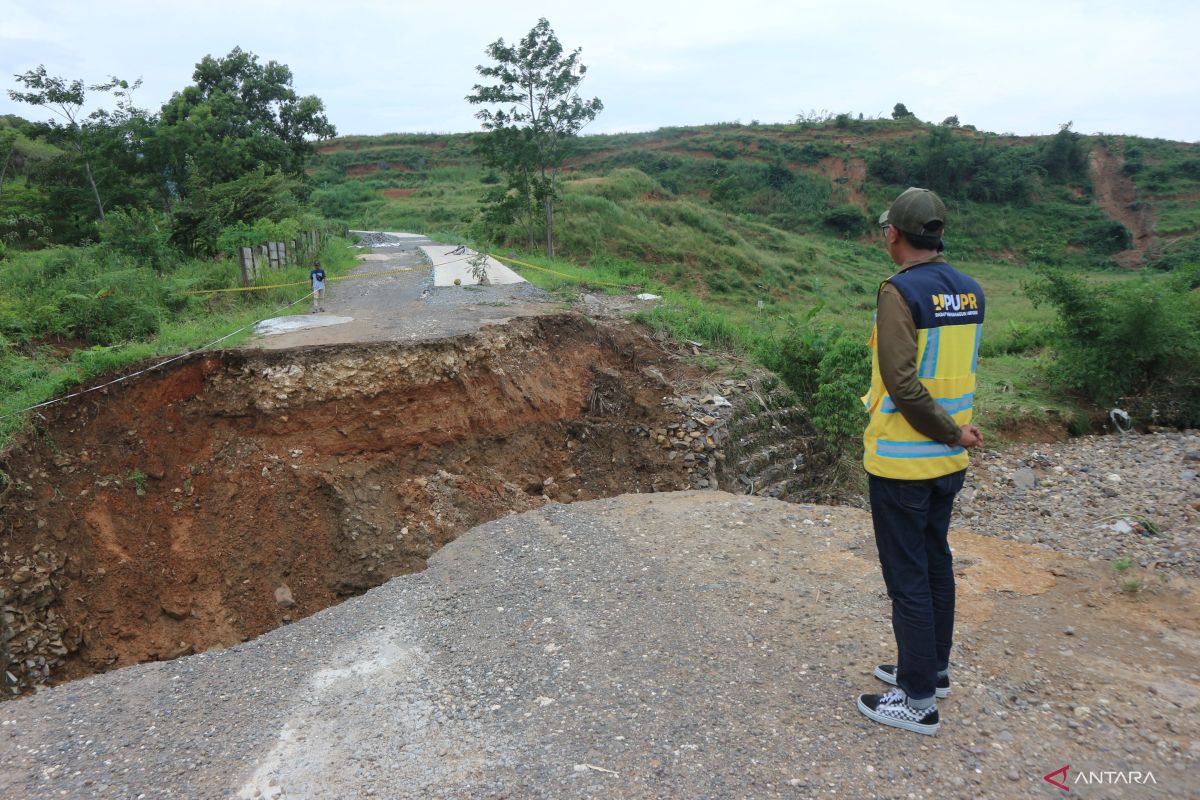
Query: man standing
310 261 326 313
856 187 985 735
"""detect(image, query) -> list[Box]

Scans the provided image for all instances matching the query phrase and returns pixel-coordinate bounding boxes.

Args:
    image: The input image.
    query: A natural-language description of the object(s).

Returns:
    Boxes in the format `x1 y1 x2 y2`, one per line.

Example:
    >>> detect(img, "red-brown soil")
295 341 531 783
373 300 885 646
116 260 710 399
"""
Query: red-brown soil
1088 144 1155 267
0 316 700 694
381 188 418 199
817 156 868 208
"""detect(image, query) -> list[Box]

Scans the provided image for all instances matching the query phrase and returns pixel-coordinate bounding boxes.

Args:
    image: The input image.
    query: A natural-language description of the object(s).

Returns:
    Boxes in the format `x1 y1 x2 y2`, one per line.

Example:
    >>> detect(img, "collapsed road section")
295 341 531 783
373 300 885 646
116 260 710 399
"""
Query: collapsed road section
2 314 777 695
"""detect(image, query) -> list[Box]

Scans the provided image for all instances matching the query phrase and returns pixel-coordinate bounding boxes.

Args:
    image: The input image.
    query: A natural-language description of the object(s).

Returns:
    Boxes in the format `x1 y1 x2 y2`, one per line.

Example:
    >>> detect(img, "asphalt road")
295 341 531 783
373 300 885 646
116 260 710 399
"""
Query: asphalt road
3 490 1191 799
252 233 556 350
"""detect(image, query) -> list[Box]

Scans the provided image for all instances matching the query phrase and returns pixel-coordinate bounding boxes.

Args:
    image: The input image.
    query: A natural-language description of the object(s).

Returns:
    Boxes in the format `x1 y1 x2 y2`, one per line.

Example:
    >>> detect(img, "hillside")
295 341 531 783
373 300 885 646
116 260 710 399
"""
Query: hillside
308 120 1200 436
310 119 1200 275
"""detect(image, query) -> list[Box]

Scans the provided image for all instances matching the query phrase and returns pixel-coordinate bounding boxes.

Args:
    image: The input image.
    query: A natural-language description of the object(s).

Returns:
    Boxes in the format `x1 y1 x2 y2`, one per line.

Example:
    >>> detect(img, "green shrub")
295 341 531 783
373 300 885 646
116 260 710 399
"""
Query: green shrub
171 166 304 255
710 175 741 206
812 334 871 451
1145 235 1200 272
98 207 175 272
0 210 53 249
56 271 163 345
869 128 1037 203
1040 124 1088 181
979 319 1048 356
1071 220 1131 255
1027 266 1200 426
765 306 830 401
215 217 303 254
823 205 866 235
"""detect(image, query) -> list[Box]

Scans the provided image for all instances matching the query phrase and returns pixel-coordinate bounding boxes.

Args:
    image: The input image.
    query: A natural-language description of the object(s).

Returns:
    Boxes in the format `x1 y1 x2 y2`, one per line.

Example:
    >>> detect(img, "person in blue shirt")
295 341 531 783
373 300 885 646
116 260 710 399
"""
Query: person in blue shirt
310 262 326 313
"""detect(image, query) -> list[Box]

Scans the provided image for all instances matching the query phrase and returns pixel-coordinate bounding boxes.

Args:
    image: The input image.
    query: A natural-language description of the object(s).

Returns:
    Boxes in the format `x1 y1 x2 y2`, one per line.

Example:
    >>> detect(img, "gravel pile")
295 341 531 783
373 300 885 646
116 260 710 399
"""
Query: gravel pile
352 231 420 248
958 430 1200 576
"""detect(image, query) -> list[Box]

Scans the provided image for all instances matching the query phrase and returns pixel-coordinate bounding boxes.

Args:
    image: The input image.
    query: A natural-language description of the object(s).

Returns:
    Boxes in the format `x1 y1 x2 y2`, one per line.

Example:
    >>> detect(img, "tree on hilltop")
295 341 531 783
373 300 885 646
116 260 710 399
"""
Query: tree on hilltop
468 18 603 257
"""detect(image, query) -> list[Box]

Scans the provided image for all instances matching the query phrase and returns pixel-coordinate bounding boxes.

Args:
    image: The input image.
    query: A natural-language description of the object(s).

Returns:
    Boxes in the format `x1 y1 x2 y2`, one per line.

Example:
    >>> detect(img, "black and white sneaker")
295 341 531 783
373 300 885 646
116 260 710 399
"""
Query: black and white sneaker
857 688 940 735
874 664 950 698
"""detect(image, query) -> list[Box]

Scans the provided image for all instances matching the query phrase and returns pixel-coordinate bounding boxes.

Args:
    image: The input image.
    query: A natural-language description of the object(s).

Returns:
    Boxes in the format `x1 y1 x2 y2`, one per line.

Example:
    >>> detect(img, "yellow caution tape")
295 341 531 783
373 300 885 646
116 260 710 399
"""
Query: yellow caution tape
181 253 482 296
488 253 642 290
329 267 416 282
182 280 309 296
182 267 424 296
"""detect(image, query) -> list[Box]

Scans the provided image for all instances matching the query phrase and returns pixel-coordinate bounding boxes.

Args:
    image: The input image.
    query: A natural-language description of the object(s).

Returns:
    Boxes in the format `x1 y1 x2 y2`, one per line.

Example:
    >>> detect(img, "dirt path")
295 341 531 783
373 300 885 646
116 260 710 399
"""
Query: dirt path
1088 144 1155 266
252 234 558 349
1 490 1193 798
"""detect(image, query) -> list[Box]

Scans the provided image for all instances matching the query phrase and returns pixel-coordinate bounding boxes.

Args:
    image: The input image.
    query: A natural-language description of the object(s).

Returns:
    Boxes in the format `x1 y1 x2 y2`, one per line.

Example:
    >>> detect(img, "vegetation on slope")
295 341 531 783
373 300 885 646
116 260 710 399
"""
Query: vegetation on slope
309 116 1200 433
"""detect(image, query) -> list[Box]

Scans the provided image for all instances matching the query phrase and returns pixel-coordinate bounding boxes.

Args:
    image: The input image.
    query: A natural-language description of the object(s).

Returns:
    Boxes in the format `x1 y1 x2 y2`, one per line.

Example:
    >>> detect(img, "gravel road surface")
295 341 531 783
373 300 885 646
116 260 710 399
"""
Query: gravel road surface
3 491 1194 799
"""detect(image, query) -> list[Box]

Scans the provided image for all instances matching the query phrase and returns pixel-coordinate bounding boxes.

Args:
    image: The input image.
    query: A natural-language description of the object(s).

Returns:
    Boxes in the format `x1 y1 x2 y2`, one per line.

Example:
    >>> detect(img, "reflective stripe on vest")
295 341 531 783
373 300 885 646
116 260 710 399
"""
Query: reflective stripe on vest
862 261 985 480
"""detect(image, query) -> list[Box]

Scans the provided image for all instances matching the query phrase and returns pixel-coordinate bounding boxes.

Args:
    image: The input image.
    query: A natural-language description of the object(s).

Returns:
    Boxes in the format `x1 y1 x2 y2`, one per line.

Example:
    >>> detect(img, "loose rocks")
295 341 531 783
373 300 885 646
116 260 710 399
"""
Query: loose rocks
957 431 1200 576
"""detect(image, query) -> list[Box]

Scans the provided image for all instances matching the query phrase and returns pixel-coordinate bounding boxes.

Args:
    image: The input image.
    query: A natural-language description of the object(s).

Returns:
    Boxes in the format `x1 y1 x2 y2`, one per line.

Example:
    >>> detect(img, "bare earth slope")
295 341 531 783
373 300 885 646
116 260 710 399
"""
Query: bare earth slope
2 491 1195 799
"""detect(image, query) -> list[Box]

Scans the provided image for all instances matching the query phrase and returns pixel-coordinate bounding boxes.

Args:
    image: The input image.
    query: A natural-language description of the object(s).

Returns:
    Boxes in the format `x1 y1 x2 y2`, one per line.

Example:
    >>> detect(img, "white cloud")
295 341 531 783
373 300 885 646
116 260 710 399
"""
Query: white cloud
0 0 1195 139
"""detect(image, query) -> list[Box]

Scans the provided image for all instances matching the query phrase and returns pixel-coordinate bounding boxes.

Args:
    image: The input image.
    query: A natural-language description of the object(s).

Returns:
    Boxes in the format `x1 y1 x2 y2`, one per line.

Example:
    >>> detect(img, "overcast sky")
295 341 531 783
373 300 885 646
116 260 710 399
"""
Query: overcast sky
2 0 1197 142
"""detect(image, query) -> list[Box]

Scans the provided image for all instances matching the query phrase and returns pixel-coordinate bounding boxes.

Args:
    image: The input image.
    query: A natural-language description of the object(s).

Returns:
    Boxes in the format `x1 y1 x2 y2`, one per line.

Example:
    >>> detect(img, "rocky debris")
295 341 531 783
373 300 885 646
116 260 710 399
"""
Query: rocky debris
0 551 77 695
957 430 1200 576
351 231 416 248
716 377 819 503
1011 466 1037 491
651 379 755 490
160 593 192 621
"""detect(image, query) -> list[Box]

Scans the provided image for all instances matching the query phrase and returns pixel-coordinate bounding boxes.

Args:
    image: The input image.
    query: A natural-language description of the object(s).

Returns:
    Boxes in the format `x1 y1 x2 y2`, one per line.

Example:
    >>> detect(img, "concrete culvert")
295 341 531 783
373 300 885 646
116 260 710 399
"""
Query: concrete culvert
0 314 741 695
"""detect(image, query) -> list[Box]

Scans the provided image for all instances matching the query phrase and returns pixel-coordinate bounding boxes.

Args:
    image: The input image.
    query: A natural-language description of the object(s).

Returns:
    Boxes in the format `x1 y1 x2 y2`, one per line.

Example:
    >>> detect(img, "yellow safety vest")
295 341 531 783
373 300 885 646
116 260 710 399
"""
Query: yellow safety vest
862 261 984 480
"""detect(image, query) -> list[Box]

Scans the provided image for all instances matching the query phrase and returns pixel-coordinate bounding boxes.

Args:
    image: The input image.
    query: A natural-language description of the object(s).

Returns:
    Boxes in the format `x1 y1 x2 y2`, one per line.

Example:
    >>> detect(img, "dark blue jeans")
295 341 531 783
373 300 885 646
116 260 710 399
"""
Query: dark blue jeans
868 469 965 701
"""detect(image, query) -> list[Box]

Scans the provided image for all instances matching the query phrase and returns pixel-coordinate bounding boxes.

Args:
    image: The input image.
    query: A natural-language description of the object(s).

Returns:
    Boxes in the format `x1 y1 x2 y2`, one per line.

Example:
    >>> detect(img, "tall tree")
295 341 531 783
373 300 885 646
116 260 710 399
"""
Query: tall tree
0 127 17 201
157 47 336 195
7 66 134 221
468 18 602 257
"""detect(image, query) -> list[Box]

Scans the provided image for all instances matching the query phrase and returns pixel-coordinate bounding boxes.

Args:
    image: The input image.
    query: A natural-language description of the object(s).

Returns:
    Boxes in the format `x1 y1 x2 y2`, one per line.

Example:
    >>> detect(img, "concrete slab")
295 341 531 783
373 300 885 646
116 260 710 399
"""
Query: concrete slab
421 245 526 287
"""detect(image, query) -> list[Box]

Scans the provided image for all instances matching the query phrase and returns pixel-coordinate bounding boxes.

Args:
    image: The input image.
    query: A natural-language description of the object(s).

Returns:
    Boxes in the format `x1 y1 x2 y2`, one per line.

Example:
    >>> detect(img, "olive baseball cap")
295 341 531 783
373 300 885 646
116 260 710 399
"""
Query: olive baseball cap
878 187 947 237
